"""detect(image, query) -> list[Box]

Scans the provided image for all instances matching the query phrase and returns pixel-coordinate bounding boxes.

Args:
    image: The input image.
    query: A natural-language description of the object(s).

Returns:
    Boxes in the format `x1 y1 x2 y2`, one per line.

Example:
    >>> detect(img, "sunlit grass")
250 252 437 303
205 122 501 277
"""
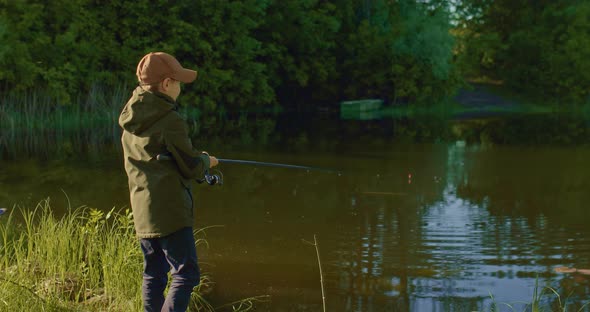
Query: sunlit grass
0 200 266 311
0 200 143 311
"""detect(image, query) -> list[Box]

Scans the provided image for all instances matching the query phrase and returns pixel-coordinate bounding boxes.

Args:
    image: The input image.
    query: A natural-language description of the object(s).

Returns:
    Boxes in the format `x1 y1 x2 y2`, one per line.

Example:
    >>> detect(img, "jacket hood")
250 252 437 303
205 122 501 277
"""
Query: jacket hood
119 86 177 135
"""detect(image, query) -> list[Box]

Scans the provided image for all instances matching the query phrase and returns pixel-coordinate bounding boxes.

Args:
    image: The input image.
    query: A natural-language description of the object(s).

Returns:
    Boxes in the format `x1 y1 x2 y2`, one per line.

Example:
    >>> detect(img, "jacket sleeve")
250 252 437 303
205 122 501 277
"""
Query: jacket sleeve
162 118 210 179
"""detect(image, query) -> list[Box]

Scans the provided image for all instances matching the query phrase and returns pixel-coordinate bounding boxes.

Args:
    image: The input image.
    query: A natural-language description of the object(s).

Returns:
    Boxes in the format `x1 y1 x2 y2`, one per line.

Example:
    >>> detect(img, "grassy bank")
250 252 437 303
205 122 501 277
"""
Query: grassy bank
0 86 126 133
0 200 261 311
382 84 562 120
0 88 277 156
0 86 203 134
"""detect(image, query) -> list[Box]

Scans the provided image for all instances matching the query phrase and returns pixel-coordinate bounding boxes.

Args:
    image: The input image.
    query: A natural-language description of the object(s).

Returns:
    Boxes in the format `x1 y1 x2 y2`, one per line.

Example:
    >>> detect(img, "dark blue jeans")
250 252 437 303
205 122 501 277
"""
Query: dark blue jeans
140 227 200 312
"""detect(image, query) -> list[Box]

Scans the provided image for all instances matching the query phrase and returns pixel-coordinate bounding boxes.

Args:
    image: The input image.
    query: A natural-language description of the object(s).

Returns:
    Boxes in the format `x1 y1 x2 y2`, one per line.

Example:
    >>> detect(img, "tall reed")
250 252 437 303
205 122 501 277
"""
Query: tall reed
0 85 128 160
0 86 124 132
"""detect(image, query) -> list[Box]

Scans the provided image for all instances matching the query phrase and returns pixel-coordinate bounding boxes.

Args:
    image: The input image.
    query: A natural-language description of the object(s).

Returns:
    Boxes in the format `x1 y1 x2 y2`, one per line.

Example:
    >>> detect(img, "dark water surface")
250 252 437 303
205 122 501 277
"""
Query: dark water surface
1 114 590 311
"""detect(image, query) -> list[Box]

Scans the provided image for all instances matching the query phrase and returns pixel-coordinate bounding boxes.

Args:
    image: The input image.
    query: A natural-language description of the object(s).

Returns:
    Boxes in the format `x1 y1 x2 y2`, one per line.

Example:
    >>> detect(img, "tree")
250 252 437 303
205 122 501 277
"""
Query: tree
337 0 459 103
0 0 462 110
456 0 590 104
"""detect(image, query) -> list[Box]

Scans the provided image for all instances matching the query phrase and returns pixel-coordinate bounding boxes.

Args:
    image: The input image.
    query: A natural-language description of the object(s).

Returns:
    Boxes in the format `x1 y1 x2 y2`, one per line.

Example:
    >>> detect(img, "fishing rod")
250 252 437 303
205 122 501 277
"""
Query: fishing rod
156 153 338 186
215 158 329 171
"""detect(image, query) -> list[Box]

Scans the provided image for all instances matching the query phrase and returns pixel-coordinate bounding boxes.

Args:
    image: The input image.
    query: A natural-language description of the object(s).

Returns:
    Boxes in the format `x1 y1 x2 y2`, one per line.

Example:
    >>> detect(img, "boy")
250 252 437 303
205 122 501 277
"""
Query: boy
119 52 218 312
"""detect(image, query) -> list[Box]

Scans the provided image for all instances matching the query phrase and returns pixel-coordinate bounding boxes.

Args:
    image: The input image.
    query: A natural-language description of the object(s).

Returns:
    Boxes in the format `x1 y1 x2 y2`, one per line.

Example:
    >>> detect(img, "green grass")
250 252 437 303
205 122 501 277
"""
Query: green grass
0 200 265 311
0 87 278 153
0 85 203 135
0 85 125 132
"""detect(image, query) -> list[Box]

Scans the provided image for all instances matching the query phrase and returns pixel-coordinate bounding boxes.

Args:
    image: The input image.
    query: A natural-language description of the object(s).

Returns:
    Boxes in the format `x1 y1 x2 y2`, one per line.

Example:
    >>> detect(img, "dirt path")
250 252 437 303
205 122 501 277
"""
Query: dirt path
453 84 518 119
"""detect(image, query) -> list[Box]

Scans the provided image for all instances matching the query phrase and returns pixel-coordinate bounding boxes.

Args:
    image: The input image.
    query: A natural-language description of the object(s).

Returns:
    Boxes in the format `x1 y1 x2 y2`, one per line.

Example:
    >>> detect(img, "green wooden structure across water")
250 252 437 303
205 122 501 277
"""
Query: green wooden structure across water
340 99 383 120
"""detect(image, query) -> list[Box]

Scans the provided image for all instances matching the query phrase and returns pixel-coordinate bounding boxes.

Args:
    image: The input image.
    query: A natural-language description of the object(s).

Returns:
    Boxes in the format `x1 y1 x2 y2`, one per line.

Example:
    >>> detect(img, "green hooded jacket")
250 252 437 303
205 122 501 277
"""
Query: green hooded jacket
119 86 210 238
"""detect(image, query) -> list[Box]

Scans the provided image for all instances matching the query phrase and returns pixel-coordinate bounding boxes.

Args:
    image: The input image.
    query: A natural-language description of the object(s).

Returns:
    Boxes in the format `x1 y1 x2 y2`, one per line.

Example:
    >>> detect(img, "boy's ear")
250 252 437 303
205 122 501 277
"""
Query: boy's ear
161 78 171 90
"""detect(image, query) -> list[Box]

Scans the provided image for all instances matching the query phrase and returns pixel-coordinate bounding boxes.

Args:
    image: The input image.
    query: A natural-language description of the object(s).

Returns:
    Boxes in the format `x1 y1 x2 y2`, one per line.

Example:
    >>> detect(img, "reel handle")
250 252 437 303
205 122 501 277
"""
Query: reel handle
197 169 223 186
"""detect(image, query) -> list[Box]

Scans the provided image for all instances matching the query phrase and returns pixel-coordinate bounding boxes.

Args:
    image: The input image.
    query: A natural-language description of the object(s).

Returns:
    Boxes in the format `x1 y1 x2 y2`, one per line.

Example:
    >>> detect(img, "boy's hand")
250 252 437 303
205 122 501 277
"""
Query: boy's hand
209 156 219 168
201 151 218 168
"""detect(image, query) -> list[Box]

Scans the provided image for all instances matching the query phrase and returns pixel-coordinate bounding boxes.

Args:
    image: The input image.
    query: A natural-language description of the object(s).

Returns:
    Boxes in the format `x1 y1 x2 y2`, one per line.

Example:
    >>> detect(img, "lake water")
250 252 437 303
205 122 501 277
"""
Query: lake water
1 113 590 311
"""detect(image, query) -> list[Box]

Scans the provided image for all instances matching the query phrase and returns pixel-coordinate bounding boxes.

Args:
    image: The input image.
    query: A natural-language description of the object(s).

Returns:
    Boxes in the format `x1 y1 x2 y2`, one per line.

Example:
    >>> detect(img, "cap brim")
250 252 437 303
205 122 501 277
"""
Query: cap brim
173 68 197 83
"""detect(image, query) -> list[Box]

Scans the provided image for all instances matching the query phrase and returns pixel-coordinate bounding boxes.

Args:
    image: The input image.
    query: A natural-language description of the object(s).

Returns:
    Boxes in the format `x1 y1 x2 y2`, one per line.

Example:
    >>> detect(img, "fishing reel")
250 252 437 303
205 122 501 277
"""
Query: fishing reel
197 169 223 186
156 153 223 186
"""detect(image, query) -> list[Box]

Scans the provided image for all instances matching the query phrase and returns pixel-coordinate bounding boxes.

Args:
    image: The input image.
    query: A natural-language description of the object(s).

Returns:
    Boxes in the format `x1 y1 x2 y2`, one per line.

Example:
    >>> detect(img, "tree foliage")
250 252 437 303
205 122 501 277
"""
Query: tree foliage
0 0 460 111
457 0 590 104
333 0 459 104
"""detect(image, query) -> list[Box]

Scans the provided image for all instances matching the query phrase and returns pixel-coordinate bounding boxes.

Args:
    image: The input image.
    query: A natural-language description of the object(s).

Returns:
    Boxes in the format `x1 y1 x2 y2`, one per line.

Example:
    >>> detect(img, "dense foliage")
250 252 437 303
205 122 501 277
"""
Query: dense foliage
2 0 587 111
456 0 590 104
0 0 459 112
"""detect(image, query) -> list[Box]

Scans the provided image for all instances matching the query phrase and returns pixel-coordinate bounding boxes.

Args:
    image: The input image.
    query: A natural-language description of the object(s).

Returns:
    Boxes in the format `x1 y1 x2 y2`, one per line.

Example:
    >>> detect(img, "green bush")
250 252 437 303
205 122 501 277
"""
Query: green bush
0 0 461 112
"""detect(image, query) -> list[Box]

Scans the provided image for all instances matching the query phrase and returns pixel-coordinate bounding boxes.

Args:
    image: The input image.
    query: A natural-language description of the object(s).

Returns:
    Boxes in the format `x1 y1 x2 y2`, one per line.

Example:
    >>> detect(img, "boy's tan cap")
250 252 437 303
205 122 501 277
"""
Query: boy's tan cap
136 52 197 84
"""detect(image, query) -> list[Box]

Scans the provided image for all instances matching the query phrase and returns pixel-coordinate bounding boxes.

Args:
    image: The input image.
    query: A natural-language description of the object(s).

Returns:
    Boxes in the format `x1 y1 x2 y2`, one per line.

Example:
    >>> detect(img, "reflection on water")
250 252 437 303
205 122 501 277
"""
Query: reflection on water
2 114 590 311
329 143 590 311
